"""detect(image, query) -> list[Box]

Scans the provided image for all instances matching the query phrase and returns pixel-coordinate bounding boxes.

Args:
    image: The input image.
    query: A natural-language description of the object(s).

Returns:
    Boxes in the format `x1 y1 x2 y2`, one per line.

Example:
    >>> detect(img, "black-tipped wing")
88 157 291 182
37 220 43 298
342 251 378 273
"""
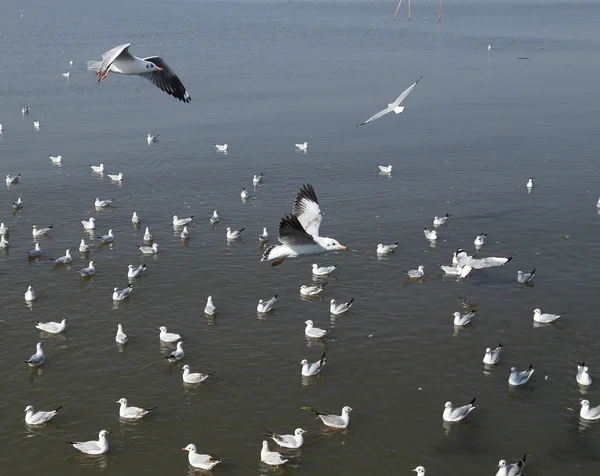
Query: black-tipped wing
278 214 316 246
292 184 322 236
141 56 191 103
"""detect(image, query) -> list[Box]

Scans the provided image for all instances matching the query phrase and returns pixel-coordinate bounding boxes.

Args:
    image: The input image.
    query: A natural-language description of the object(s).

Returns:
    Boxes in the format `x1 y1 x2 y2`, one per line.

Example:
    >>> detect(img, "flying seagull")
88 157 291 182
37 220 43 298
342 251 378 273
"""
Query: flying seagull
87 43 191 103
358 76 422 126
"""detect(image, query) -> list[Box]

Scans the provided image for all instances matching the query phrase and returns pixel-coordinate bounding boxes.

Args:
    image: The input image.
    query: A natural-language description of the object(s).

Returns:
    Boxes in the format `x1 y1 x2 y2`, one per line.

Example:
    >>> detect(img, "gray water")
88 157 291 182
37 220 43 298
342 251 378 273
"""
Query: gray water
1 0 600 474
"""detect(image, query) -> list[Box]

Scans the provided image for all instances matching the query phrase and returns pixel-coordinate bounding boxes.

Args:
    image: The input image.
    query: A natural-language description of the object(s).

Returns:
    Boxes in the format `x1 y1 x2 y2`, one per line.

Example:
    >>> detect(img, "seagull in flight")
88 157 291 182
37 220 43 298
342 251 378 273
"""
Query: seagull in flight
87 43 191 103
358 76 422 126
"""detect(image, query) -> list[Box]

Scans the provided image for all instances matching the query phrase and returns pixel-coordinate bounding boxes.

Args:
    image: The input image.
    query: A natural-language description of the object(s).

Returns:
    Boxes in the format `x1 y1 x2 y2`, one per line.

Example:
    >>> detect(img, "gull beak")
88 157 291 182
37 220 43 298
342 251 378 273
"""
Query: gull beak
181 448 187 451
156 67 164 71
340 245 348 251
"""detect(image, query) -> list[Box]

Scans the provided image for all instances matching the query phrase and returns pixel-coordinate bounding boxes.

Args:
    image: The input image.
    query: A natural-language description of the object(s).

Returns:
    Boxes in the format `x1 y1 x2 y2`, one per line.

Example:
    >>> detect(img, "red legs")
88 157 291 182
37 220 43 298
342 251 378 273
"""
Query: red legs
96 71 108 83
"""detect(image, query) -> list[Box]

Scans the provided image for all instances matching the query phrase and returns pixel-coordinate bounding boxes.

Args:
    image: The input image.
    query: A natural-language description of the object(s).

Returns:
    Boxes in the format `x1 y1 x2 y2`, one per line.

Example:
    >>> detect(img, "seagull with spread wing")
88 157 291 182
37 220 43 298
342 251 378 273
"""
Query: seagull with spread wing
358 76 422 126
261 184 347 266
87 43 191 103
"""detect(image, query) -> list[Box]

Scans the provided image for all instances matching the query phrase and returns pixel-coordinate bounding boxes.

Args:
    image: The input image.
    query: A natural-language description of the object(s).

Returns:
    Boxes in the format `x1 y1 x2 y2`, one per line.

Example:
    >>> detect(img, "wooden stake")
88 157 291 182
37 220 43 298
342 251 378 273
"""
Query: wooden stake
408 0 411 20
438 0 443 22
393 0 403 21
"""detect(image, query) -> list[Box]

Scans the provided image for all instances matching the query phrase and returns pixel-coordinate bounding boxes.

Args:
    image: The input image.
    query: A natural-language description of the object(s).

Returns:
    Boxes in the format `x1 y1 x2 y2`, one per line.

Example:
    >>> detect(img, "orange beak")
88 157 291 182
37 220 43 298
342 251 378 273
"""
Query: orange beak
156 67 164 71
340 245 348 250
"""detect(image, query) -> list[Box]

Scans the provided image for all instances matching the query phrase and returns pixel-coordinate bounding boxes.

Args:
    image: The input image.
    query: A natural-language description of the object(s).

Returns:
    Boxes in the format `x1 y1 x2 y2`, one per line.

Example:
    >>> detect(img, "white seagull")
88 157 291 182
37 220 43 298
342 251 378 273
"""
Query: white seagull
62 72 70 78
68 430 110 455
309 406 353 429
128 264 146 279
28 244 42 258
215 144 228 152
295 141 308 151
90 163 104 173
358 76 422 126
0 222 8 235
180 226 190 239
300 283 327 296
579 400 600 421
0 236 9 249
474 233 487 246
99 229 115 243
454 249 515 269
159 326 181 343
13 196 24 210
517 269 535 284
132 212 140 225
253 173 264 185
49 154 62 164
433 213 451 226
495 455 527 476
439 264 472 278
77 261 96 277
258 227 269 242
301 351 327 376
577 362 592 386
204 296 217 316
453 310 476 326
226 226 245 240
405 265 425 279
117 398 156 420
147 133 159 143
26 342 44 366
182 365 214 384
527 177 534 188
112 284 133 301
312 263 338 276
36 319 67 334
260 440 289 467
6 173 21 184
240 188 249 199
143 227 153 241
137 243 159 255
377 242 398 254
508 365 535 386
442 398 477 422
423 228 438 241
33 120 40 129
182 444 222 470
533 308 563 323
412 467 426 475
304 319 330 338
24 405 62 425
330 298 354 315
52 249 72 264
79 239 90 253
107 172 123 181
87 43 191 102
264 428 306 449
257 294 277 313
210 210 220 224
262 185 347 266
377 164 392 173
173 215 193 227
95 197 114 207
32 224 53 237
483 344 503 365
165 341 185 362
25 285 37 301
115 324 128 344
81 217 96 230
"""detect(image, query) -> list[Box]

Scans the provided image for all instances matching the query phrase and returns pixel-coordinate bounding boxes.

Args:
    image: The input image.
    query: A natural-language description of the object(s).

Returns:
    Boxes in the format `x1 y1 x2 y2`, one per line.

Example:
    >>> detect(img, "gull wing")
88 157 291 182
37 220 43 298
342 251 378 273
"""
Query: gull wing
292 184 322 236
358 105 393 126
141 56 191 103
88 43 132 74
278 215 316 246
391 76 422 107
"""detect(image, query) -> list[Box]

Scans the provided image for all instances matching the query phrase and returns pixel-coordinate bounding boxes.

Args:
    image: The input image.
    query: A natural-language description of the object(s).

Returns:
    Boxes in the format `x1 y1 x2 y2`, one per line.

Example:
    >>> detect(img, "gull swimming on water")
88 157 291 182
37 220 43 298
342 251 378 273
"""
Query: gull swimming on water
312 263 338 276
49 155 62 164
309 406 353 429
412 467 426 475
210 210 219 224
32 224 53 238
77 261 96 277
453 310 476 326
260 440 289 467
258 227 269 242
527 177 534 188
257 294 277 313
62 72 70 78
433 213 451 226
6 173 21 185
495 454 527 476
377 242 398 254
180 226 190 239
423 228 438 241
158 326 181 343
579 400 600 420
483 344 503 365
330 298 354 315
300 283 327 296
99 229 114 243
36 319 67 334
26 342 44 366
107 172 123 182
454 249 514 269
577 362 592 386
240 188 249 199
443 398 477 422
533 308 563 323
137 243 158 255
117 398 156 420
301 351 327 377
439 263 472 278
115 324 128 344
112 284 133 301
95 197 114 207
182 365 214 384
215 144 228 152
33 120 40 129
24 405 62 425
377 164 392 173
68 430 110 455
81 218 95 230
262 184 348 266
295 141 308 151
147 133 159 143
405 265 425 279
79 239 90 253
52 249 72 264
164 341 185 362
87 43 191 102
517 269 535 284
13 196 24 210
0 223 8 235
128 264 146 279
143 227 152 241
508 365 535 386
304 319 330 338
0 235 8 249
90 164 104 173
25 285 37 301
173 215 193 227
474 233 487 246
182 444 222 470
264 428 306 449
226 226 245 240
204 296 217 316
253 173 264 185
28 244 42 258
132 212 140 225
358 76 422 126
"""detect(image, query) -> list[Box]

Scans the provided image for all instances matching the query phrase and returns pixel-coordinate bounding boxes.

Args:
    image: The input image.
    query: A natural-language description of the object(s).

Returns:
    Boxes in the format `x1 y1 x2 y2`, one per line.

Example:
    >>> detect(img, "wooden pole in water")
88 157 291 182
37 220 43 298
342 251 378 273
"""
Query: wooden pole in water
393 0 403 21
408 0 411 20
438 0 443 22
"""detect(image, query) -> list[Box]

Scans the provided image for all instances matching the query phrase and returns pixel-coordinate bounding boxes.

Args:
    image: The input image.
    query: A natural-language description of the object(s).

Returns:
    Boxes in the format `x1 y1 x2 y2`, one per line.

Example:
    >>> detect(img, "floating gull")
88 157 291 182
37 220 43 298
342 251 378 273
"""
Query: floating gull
99 229 114 243
579 400 600 420
137 243 158 255
165 341 185 362
117 398 156 420
25 285 37 301
0 235 9 249
143 227 152 241
261 440 289 467
215 144 228 152
173 215 193 227
265 428 306 449
474 233 487 246
454 249 514 269
258 227 269 242
240 188 249 199
32 224 53 238
377 242 398 254
132 212 140 225
488 44 492 51
77 260 96 277
533 308 563 323
443 398 477 422
68 430 110 455
517 269 535 284
496 455 527 476
107 172 123 182
182 444 221 470
70 60 73 67
95 197 114 207
22 107 30 114
87 43 191 102
262 184 347 266
36 319 67 334
433 213 451 226
405 265 425 278
377 164 392 173
112 284 133 301
128 264 146 279
6 173 21 185
577 362 592 386
115 324 128 344
81 218 95 230
79 239 90 253
304 319 330 338
182 365 213 384
210 210 220 224
253 173 264 185
33 120 40 129
453 310 476 326
159 326 181 343
52 249 72 264
28 244 42 258
423 228 438 241
13 196 24 210
26 342 44 366
62 72 70 78
90 164 104 173
24 405 62 425
300 283 327 296
412 467 426 475
204 296 217 316
49 154 62 164
312 263 337 276
330 298 354 315
180 226 189 239
257 294 277 313
508 365 535 386
226 226 245 240
295 141 308 151
527 177 534 188
147 133 159 144
309 406 353 429
301 351 327 377
0 223 8 235
358 76 422 126
439 264 472 278
483 344 503 365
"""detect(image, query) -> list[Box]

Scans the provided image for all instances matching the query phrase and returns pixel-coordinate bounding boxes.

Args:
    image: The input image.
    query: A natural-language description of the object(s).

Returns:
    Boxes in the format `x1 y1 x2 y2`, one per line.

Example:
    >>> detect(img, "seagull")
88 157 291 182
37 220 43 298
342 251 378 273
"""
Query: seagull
533 308 563 323
330 298 354 315
257 294 277 313
115 324 128 344
90 164 104 173
13 196 24 210
508 365 535 386
439 264 472 278
305 319 330 338
81 218 96 230
0 223 8 235
412 467 426 475
496 455 527 476
147 133 159 143
79 239 90 253
116 398 156 420
77 260 96 277
22 107 30 114
433 213 451 226
95 197 114 207
68 430 110 455
264 428 306 449
210 210 220 224
165 340 184 361
488 44 492 51
260 440 289 467
579 400 600 421
28 243 42 258
70 60 73 67
258 227 269 242
32 224 53 238
132 212 140 225
107 172 123 181
36 319 67 334
24 285 37 301
204 296 217 316
137 243 159 255
577 362 592 386
517 269 535 284
358 76 422 126
454 249 515 269
301 352 327 376
182 365 214 384
453 310 476 326
377 242 398 254
226 226 245 240
377 164 392 173
424 228 438 241
300 283 327 296
527 177 534 188
180 226 190 239
87 43 191 102
309 406 353 429
240 188 249 199
33 120 40 129
474 233 487 246
128 264 146 279
261 184 348 266
215 144 228 152
143 227 152 241
62 72 70 78
0 235 8 249
253 173 264 185
182 444 222 470
405 265 425 279
26 342 44 366
295 141 308 151
99 229 114 243
49 154 62 164
112 284 133 301
52 249 72 264
312 263 338 276
443 398 477 422
158 326 181 343
24 405 62 425
483 344 503 365
173 215 193 227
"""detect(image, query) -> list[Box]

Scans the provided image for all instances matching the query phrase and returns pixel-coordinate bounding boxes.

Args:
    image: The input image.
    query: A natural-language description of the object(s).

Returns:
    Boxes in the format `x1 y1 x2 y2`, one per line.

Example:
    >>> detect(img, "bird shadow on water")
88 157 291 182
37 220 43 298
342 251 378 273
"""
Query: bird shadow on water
70 453 108 470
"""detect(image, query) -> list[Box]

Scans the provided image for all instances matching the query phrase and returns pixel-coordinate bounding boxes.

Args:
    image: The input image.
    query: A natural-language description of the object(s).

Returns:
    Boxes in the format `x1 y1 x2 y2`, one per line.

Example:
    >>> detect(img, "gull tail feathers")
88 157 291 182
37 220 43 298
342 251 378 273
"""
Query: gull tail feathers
87 60 102 72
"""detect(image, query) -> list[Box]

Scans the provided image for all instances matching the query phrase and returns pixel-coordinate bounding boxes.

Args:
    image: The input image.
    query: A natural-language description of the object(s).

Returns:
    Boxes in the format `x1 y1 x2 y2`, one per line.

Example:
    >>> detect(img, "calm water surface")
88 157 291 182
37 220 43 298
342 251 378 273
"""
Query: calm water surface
1 0 600 474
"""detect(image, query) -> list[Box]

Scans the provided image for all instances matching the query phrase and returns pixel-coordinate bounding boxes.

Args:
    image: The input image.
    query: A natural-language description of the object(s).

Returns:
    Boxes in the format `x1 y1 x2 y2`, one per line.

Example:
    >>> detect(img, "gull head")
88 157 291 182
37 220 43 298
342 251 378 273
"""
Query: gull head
182 443 196 453
320 237 347 251
182 364 191 372
305 320 313 327
510 367 517 372
444 401 453 408
300 359 309 365
36 342 43 350
412 467 425 475
143 61 162 72
453 312 461 318
580 399 590 407
116 398 128 405
295 428 307 436
342 406 354 414
99 430 110 438
159 326 168 333
497 460 507 468
24 405 34 413
485 347 491 353
418 265 425 272
533 308 541 314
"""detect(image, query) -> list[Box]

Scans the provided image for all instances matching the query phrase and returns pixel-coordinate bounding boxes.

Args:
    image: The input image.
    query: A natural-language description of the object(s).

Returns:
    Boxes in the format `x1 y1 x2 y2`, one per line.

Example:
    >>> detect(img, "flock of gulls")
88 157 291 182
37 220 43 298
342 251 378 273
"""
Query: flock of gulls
0 39 595 476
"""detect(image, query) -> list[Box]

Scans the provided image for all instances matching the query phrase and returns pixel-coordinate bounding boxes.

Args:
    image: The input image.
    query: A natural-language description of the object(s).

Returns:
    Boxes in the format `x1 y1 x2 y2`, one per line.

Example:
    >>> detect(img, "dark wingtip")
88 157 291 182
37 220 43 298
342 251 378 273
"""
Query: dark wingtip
531 268 536 274
498 343 504 348
469 397 477 405
273 294 278 299
445 213 451 217
394 241 399 245
348 298 355 304
528 364 536 370
55 405 63 412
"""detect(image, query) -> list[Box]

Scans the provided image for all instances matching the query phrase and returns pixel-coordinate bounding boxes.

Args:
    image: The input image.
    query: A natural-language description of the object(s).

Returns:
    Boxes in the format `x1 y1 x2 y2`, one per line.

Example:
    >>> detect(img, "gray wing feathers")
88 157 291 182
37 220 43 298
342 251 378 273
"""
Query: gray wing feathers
278 215 316 246
141 56 191 103
95 43 132 74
